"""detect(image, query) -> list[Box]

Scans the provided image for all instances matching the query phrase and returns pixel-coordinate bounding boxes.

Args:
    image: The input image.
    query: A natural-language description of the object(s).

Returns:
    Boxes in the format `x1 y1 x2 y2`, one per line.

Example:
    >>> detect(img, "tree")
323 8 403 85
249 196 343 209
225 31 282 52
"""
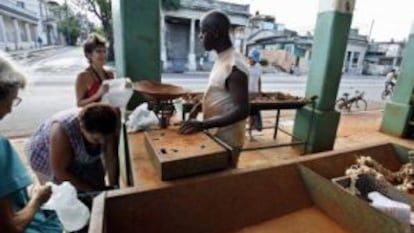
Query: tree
57 4 81 46
76 0 182 61
75 0 114 61
58 15 81 45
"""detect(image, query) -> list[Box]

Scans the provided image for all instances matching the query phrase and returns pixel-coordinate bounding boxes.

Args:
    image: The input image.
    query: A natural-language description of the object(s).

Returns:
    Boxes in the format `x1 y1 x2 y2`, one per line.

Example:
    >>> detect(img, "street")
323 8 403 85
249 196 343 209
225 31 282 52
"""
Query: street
0 46 387 137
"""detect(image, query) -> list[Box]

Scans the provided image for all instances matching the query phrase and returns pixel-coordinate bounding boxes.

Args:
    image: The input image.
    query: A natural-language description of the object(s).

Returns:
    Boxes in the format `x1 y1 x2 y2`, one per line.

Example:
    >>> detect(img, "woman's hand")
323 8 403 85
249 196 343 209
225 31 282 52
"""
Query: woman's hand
97 83 110 97
31 185 52 207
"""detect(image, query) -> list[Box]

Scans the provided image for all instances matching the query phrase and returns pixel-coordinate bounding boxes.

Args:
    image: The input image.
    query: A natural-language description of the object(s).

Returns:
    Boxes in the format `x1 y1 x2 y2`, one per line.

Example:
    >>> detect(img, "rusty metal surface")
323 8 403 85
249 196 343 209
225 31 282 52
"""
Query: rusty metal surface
144 129 231 180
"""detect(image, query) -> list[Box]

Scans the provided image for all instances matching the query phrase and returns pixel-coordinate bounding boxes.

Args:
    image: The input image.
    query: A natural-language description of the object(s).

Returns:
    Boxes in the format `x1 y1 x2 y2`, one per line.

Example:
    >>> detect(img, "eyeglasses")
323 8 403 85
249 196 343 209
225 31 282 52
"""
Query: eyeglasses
12 97 22 107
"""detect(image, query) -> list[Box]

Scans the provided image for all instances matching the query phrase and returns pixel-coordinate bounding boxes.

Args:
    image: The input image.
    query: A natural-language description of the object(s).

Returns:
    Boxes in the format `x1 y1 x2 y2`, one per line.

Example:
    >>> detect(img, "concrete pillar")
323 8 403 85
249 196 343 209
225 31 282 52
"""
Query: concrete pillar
187 18 197 71
0 16 7 43
160 12 168 71
380 21 414 137
13 19 21 49
112 0 160 109
25 23 32 43
293 0 355 153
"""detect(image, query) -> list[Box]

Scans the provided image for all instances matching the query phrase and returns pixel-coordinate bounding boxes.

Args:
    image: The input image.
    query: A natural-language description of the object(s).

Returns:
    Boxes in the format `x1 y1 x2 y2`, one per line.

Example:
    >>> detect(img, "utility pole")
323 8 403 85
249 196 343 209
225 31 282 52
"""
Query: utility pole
368 20 375 42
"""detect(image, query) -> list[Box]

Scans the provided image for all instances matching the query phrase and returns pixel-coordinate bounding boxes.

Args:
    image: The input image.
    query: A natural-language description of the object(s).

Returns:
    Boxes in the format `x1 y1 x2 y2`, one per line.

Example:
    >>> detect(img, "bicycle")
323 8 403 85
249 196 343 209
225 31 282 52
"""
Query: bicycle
336 90 368 112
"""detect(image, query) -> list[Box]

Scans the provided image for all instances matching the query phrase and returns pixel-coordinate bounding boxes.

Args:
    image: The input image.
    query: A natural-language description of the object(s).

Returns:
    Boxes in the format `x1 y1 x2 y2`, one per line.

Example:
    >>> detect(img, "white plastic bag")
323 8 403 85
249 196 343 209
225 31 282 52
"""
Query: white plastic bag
101 78 133 108
368 191 411 229
126 103 159 132
42 182 90 232
173 98 184 121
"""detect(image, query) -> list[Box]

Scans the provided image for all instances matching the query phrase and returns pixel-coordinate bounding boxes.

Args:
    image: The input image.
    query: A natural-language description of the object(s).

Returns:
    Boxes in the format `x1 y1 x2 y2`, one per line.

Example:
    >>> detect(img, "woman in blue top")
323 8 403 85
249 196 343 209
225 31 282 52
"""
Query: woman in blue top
0 53 62 232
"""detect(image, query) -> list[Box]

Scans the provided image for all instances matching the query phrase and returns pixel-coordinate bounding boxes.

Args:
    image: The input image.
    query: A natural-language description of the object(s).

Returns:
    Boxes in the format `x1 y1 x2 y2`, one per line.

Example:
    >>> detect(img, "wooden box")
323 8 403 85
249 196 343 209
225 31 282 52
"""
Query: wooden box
90 143 412 233
144 129 231 180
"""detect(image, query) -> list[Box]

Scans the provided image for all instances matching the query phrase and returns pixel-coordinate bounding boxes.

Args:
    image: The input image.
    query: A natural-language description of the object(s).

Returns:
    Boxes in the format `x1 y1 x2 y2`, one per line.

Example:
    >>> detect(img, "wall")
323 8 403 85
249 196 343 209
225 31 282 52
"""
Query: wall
343 42 368 74
261 49 296 72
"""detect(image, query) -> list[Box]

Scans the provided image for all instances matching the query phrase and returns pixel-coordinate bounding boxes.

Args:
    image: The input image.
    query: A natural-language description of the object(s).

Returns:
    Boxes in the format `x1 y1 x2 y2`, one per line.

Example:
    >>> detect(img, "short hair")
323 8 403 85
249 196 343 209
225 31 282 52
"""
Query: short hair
78 103 118 135
201 10 231 36
0 52 26 100
83 33 106 61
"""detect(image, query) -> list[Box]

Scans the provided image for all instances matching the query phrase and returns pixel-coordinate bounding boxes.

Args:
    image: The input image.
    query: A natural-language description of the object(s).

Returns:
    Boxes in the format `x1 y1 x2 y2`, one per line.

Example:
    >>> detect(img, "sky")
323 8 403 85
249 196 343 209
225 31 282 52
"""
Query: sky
225 0 413 42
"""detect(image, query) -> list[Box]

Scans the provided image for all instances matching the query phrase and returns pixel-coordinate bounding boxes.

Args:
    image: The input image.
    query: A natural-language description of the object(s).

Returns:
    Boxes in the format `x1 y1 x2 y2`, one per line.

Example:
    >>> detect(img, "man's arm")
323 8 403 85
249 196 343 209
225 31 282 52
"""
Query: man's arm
180 67 249 134
188 102 202 119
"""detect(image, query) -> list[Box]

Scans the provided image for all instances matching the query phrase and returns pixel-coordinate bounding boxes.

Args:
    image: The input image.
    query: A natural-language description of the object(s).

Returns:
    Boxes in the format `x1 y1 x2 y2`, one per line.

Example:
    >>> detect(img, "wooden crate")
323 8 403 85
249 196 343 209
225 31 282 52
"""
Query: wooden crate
90 142 412 233
144 129 231 180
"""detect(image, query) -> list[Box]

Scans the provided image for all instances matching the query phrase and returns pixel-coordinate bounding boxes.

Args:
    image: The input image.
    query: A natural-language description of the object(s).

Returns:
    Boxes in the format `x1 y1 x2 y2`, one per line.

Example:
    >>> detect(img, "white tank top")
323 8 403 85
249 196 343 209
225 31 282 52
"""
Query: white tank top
203 47 249 148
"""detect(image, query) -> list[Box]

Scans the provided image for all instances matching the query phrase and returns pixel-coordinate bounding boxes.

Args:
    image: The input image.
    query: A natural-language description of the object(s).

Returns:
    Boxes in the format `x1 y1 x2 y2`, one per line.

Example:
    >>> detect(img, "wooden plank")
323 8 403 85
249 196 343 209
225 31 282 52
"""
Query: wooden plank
231 207 352 233
144 129 230 180
93 142 412 233
127 132 162 187
118 123 132 187
88 193 106 233
105 164 313 233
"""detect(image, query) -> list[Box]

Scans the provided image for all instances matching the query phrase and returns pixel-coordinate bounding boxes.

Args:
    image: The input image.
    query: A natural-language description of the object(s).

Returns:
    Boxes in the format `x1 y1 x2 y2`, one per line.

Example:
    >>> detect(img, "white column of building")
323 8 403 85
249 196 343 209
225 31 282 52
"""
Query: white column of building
160 12 168 70
358 50 366 74
0 15 7 43
348 51 354 71
12 19 21 49
187 18 197 71
25 23 32 44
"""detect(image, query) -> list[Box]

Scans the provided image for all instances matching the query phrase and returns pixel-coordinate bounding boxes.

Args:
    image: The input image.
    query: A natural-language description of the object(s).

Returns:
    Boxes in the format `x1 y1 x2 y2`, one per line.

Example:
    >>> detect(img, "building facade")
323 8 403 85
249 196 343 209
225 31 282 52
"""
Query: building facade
343 29 368 75
0 0 62 51
36 0 62 46
0 0 39 50
247 22 368 75
161 0 250 72
364 41 404 75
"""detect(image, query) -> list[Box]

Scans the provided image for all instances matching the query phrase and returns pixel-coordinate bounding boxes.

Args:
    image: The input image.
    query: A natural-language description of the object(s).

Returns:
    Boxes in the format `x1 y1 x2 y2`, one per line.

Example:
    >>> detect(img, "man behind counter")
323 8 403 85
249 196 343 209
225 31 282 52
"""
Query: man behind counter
179 10 249 167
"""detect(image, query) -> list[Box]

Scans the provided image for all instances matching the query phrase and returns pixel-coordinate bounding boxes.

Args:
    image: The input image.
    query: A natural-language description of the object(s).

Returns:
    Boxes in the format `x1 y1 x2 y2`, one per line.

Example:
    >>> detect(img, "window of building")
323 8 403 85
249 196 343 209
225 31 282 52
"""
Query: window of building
352 52 360 67
0 25 4 42
346 51 351 62
16 1 25 9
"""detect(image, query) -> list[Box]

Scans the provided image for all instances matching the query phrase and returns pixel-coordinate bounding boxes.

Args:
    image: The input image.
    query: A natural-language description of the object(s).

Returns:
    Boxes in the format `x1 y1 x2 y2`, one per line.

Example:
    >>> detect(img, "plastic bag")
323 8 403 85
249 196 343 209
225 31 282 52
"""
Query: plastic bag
126 103 159 132
101 78 133 108
42 182 90 232
368 191 411 228
173 98 184 121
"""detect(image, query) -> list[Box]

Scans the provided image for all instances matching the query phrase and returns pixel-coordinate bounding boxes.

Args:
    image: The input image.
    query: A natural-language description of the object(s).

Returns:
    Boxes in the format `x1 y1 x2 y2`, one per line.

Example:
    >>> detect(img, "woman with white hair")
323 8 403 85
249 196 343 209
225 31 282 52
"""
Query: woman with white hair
0 53 62 232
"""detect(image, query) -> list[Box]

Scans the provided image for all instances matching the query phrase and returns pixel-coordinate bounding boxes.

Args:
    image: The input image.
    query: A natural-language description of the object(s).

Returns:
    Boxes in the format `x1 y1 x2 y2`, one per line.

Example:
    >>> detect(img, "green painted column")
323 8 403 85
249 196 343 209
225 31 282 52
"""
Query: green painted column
381 22 414 137
112 0 160 109
293 0 355 153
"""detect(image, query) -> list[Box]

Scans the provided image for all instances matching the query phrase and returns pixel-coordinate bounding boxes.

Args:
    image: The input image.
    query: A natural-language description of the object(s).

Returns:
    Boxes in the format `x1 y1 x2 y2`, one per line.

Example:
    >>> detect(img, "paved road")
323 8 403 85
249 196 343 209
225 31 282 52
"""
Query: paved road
0 46 388 137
